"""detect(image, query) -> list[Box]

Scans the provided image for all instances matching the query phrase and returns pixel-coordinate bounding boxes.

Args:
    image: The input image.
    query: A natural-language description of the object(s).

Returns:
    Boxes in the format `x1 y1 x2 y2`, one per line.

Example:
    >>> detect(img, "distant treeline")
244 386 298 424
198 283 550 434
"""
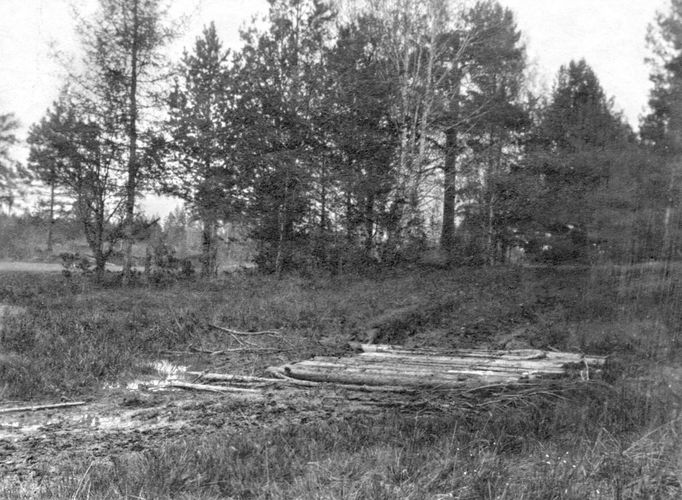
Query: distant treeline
2 0 682 279
0 207 252 269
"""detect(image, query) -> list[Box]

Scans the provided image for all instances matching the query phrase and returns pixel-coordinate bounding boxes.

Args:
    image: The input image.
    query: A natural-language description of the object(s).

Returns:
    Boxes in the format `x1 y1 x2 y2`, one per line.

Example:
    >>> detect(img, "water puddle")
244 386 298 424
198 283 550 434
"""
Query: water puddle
0 360 191 441
103 359 189 391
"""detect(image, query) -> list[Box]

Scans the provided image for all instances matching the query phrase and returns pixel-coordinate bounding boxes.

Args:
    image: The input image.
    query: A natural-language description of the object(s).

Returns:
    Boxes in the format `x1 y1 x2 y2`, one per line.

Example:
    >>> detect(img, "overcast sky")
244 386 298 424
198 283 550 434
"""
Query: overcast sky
0 0 671 214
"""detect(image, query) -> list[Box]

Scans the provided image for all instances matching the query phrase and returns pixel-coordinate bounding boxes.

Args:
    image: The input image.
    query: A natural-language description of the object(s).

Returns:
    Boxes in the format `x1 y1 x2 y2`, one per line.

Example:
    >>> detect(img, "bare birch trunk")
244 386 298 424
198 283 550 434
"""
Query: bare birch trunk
441 126 458 254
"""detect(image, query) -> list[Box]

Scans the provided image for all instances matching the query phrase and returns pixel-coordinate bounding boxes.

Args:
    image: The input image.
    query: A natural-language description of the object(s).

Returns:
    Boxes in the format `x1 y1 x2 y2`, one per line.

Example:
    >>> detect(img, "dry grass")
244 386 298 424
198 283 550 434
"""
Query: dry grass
1 263 681 498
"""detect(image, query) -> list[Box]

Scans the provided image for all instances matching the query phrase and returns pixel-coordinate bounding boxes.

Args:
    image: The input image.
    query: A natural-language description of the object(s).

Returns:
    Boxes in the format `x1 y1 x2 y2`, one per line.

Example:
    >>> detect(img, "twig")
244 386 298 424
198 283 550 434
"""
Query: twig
229 333 246 346
230 333 258 347
209 324 281 336
0 401 86 414
71 460 95 500
190 370 207 383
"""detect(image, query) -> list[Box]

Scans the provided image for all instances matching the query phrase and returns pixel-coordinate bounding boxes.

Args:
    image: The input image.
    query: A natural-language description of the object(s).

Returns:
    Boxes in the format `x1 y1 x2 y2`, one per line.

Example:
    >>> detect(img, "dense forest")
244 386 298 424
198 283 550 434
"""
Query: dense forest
2 0 682 279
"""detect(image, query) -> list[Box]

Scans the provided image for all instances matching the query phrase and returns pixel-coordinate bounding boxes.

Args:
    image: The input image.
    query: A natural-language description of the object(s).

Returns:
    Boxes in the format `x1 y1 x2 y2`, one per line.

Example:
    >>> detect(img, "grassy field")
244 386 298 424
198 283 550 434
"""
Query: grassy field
0 264 681 499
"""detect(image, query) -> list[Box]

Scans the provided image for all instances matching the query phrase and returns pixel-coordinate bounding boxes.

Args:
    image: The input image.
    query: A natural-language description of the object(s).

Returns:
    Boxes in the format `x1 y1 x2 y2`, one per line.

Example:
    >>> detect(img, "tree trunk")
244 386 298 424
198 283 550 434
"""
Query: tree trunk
345 188 353 244
46 178 55 253
320 159 327 233
201 216 218 278
122 0 140 286
274 177 289 278
364 194 375 258
440 127 458 254
661 159 678 262
487 191 495 265
82 203 106 282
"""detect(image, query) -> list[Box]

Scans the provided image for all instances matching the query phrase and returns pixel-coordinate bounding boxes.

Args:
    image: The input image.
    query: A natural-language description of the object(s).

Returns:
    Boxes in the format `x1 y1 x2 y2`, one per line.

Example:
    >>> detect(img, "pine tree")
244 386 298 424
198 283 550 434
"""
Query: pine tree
641 0 682 260
27 93 124 279
162 23 244 277
528 59 629 262
238 0 336 274
324 15 400 260
457 0 528 263
76 0 175 283
0 112 20 212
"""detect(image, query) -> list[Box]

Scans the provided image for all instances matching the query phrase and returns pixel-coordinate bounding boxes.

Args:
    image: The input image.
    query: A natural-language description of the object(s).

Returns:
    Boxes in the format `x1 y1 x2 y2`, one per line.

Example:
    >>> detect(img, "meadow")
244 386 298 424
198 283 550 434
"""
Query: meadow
0 263 680 499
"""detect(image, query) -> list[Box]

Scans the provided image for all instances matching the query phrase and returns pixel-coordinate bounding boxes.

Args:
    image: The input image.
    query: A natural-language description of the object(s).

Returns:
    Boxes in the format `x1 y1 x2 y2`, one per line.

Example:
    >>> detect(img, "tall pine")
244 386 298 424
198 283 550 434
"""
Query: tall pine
641 0 682 260
163 23 244 277
76 0 174 283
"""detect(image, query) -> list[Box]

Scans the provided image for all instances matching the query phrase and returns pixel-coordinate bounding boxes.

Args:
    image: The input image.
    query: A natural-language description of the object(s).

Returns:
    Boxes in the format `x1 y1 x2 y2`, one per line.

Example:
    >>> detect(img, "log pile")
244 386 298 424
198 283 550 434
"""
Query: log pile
267 343 607 390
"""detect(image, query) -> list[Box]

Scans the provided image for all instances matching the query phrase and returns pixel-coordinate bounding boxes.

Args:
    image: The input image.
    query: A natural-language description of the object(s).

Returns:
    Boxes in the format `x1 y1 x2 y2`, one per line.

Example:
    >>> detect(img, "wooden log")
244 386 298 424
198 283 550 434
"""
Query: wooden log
351 347 606 369
352 343 606 367
319 365 562 380
361 347 596 365
299 360 566 378
170 381 262 393
351 342 548 360
290 361 551 380
283 364 527 387
283 368 472 388
0 401 86 414
353 353 569 370
185 372 279 384
266 366 418 393
306 356 569 374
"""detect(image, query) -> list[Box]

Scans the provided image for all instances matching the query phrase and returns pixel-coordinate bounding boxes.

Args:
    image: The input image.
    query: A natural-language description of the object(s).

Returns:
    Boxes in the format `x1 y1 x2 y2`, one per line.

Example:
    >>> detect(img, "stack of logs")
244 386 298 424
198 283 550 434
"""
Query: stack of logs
266 343 607 389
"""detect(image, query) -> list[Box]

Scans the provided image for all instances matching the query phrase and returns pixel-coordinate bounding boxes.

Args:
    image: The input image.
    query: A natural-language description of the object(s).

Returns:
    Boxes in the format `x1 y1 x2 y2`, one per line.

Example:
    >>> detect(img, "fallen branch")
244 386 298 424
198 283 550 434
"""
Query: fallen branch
189 346 284 355
170 381 262 394
0 401 86 414
209 324 281 336
189 346 225 355
186 371 279 384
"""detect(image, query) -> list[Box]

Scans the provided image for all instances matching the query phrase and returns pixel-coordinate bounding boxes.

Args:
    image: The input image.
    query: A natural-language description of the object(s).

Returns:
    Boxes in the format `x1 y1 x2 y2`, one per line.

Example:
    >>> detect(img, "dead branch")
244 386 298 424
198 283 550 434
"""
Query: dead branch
185 371 279 384
229 333 259 347
0 401 86 414
209 324 281 336
189 346 225 355
189 346 284 355
169 381 262 394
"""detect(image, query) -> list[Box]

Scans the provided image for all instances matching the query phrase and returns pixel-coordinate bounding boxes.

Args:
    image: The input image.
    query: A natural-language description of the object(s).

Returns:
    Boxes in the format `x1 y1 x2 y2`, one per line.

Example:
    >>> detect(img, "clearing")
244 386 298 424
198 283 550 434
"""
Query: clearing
0 265 680 499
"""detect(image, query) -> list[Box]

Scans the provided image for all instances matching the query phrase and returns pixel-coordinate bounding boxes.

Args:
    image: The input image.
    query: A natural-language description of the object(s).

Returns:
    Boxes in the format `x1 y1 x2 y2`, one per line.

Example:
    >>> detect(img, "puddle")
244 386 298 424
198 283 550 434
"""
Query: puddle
0 360 191 441
102 359 189 391
0 406 187 441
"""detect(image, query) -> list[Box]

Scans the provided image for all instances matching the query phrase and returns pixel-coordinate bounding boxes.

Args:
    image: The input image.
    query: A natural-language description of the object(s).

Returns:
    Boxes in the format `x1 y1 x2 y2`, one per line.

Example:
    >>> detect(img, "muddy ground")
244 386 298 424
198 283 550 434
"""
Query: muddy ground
0 349 466 481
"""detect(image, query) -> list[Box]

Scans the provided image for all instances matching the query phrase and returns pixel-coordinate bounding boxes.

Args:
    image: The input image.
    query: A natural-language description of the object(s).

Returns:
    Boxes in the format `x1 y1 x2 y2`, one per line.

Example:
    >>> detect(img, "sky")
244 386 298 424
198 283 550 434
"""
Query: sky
0 0 672 215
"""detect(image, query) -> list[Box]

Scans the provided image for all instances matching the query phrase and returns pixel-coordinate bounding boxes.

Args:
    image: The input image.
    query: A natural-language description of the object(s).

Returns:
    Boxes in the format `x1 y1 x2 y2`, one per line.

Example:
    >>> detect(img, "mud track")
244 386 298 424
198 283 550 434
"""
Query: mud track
0 376 454 480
